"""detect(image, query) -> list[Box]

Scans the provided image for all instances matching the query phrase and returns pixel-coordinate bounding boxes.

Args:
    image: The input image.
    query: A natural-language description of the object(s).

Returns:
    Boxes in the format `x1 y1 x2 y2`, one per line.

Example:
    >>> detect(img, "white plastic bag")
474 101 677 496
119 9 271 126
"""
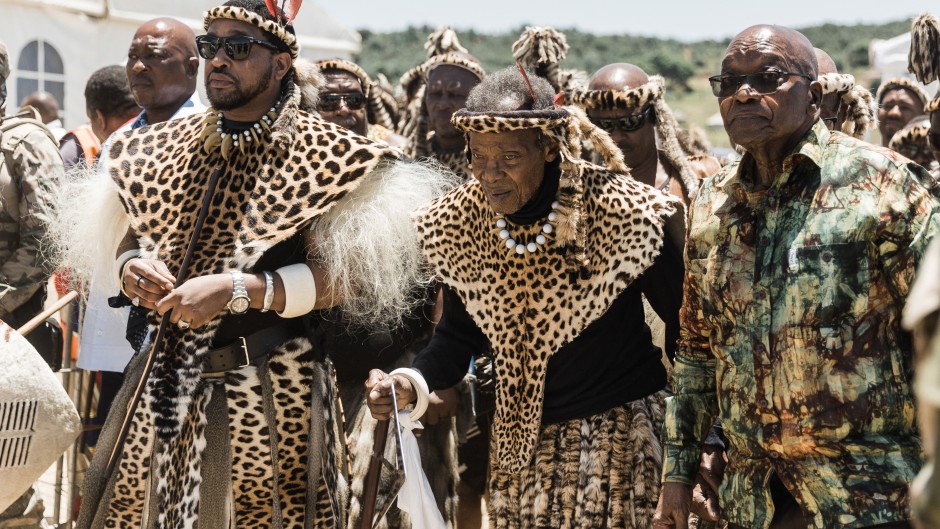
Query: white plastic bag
395 411 446 529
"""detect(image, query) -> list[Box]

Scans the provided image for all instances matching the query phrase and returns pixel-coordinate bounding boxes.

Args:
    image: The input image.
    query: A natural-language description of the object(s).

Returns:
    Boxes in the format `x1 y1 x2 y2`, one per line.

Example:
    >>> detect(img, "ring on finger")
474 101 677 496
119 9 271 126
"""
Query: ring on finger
178 320 191 330
137 276 145 289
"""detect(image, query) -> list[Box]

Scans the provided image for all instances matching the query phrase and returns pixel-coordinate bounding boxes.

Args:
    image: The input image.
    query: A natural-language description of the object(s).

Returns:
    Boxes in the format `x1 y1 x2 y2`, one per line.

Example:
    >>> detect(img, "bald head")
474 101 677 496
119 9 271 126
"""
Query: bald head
814 48 838 76
588 63 649 91
724 25 817 79
20 91 60 124
126 17 199 123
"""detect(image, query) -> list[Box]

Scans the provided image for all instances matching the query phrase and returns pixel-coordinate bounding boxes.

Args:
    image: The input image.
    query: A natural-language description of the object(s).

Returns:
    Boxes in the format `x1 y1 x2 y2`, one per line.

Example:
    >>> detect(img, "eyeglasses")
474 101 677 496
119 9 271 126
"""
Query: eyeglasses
195 35 281 61
591 106 654 133
318 93 366 111
708 71 814 98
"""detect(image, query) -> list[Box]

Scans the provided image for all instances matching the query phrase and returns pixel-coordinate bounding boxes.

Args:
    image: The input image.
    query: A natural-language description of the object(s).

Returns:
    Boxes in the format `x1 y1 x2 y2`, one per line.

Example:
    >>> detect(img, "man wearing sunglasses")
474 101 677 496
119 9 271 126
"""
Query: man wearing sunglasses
814 48 877 140
573 63 714 205
314 58 408 150
66 1 451 528
656 24 940 529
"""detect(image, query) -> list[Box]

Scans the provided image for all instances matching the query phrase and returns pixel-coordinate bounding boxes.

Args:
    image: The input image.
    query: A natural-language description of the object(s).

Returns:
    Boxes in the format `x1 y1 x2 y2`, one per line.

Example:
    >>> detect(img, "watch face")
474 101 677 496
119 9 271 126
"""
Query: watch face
231 297 250 314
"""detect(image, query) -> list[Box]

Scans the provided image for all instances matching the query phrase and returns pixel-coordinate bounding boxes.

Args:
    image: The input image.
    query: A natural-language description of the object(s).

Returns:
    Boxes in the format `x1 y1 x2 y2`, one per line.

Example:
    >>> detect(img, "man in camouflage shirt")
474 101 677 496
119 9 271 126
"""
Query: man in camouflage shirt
0 42 62 327
654 25 939 529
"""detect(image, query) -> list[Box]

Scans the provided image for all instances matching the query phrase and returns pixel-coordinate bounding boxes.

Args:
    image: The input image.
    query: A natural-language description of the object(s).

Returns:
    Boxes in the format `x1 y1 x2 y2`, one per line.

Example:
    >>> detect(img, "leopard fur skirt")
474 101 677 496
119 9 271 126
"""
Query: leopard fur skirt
488 390 667 529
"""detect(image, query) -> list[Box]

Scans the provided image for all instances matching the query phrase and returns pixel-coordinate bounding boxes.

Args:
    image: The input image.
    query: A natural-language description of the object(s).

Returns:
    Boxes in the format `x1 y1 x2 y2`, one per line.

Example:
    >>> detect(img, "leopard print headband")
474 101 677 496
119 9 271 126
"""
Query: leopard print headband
425 52 486 80
928 93 940 113
204 5 299 59
888 123 929 151
875 77 931 106
818 73 855 95
568 76 665 111
314 58 396 130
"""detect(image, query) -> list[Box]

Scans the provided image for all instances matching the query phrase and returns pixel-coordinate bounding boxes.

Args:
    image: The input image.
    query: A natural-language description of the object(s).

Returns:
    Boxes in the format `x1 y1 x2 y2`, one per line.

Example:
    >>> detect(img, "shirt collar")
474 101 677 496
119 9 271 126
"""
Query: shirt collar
734 119 829 191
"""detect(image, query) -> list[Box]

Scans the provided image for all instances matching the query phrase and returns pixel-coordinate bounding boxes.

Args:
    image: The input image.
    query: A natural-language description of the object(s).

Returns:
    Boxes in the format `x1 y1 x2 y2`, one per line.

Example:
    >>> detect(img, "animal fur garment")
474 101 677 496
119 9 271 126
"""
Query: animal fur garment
816 73 878 139
511 26 587 94
487 391 667 529
413 160 679 481
909 14 940 85
424 27 467 58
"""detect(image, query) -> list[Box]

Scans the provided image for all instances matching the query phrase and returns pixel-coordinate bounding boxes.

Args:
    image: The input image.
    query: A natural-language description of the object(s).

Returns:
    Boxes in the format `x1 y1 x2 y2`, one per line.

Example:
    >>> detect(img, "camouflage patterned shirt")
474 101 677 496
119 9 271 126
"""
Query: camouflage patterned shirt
0 113 63 318
663 121 939 529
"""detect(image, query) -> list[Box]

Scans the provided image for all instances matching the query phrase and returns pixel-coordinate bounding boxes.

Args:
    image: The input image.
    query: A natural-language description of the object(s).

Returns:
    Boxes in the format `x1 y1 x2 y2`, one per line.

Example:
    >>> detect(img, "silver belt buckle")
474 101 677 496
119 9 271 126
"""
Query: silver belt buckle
237 336 250 368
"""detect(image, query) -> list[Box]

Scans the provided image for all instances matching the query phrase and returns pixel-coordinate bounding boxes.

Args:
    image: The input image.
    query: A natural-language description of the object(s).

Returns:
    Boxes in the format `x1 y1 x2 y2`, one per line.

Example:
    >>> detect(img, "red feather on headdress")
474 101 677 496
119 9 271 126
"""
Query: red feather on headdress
264 0 279 19
282 0 302 25
516 63 537 104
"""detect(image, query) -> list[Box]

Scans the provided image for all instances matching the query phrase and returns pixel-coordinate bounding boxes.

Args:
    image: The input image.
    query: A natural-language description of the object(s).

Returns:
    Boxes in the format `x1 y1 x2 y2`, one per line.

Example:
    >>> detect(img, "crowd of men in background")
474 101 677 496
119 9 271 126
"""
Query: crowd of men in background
1 4 940 528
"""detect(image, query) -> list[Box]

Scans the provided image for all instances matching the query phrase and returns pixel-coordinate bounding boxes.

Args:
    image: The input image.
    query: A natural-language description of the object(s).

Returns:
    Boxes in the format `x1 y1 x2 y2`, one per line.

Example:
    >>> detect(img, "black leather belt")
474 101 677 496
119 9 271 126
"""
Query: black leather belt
202 324 295 374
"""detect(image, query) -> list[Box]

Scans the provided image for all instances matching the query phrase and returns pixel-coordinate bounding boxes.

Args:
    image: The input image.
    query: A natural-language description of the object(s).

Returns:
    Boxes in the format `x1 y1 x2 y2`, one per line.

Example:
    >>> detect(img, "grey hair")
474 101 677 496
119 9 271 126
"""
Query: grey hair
308 158 458 330
466 66 555 112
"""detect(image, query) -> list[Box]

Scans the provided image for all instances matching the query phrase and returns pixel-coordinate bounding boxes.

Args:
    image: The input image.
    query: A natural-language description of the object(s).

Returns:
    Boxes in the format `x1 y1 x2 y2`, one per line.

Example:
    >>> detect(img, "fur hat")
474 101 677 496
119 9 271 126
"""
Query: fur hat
817 73 878 139
203 3 299 59
908 13 940 114
888 121 930 152
399 27 471 104
875 77 931 107
512 26 587 94
569 76 699 198
315 58 396 129
452 104 629 280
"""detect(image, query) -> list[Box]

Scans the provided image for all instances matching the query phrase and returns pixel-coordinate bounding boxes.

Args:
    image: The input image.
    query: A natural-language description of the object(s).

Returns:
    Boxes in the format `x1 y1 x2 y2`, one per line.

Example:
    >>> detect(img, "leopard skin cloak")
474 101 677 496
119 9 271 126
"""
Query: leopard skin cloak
413 160 680 498
78 108 396 529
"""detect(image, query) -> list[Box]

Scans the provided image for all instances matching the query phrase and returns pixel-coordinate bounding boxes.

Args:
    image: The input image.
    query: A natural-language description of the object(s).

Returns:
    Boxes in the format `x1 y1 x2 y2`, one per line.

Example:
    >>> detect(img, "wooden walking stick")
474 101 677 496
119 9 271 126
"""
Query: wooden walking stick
359 418 390 529
105 167 223 477
17 290 79 336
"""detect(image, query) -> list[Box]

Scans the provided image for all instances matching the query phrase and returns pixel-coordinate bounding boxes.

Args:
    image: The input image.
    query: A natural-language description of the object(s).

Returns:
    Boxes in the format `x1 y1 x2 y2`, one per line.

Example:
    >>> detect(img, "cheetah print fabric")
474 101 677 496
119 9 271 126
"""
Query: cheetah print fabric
413 161 679 485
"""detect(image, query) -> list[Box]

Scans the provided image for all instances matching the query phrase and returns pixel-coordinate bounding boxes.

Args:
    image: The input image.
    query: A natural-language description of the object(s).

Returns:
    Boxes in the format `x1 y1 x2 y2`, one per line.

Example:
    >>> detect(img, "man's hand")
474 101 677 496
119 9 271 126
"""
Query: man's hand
155 273 232 329
653 482 694 529
123 258 175 310
691 446 725 521
366 369 416 420
425 386 459 425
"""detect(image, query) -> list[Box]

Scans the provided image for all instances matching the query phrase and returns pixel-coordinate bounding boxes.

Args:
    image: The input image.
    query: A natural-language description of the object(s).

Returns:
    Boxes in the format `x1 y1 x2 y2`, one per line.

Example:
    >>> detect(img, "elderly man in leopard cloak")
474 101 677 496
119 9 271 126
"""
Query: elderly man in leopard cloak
366 66 689 528
49 1 452 528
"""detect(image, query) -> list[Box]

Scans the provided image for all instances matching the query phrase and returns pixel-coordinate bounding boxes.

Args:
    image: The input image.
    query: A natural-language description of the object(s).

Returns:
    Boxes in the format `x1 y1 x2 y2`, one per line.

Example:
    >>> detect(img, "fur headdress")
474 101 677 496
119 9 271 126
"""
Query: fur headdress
315 58 396 129
569 75 699 198
908 13 940 113
398 52 485 159
512 26 587 94
888 121 930 152
452 105 628 279
399 27 470 106
818 72 878 139
875 77 931 107
203 3 299 59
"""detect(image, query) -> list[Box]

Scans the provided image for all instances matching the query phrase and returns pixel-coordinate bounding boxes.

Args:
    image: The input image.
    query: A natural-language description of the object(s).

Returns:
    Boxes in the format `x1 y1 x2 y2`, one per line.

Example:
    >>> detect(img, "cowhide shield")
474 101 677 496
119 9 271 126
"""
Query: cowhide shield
0 320 81 512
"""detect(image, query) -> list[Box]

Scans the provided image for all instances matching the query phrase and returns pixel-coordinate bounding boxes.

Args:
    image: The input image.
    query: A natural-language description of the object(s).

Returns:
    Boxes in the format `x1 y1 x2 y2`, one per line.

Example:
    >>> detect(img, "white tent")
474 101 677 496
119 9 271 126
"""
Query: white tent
1 0 361 128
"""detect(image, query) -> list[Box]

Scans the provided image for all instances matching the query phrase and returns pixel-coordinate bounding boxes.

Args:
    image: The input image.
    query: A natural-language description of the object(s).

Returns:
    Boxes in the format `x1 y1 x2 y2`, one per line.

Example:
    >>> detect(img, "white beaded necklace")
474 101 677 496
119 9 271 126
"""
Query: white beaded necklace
200 104 279 161
496 200 559 255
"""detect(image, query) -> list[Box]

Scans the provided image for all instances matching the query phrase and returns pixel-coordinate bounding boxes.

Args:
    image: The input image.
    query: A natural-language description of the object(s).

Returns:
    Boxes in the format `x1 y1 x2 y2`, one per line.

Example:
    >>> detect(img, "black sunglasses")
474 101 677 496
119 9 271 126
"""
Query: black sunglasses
708 71 814 98
195 35 281 61
591 106 654 133
318 93 366 112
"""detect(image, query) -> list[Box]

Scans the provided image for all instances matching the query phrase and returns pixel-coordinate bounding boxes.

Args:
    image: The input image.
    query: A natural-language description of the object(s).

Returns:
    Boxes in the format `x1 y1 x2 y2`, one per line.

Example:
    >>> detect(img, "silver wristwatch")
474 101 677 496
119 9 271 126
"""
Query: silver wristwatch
261 271 275 313
226 271 251 314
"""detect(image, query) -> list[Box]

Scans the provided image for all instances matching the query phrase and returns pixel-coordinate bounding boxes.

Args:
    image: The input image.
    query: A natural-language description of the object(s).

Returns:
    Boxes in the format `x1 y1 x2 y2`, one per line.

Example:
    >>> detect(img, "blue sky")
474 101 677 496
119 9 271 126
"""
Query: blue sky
319 0 935 40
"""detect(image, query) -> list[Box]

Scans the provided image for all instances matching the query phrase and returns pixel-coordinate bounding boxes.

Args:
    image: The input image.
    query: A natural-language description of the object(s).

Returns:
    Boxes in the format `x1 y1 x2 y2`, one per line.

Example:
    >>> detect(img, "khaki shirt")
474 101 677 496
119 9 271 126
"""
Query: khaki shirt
0 111 63 318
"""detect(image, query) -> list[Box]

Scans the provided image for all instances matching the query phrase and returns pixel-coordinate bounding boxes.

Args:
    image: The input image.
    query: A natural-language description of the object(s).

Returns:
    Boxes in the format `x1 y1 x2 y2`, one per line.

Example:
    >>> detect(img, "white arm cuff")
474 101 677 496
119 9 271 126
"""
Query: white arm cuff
389 367 430 421
275 263 317 318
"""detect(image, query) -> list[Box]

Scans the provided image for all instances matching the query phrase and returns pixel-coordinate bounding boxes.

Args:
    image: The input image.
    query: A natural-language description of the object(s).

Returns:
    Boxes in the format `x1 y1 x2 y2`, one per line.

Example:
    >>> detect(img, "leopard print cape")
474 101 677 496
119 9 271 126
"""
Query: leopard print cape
413 160 679 486
90 107 395 528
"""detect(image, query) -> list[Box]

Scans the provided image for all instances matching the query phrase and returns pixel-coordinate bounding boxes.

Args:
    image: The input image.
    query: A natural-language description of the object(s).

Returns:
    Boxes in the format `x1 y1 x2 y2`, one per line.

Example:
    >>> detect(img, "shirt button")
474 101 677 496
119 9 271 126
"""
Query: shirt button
822 252 832 262
756 291 766 300
769 450 780 459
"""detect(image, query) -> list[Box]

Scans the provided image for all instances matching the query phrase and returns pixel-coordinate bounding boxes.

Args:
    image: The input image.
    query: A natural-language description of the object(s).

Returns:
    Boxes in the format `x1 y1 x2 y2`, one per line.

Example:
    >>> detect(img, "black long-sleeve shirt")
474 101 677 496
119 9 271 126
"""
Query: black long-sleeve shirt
413 224 684 424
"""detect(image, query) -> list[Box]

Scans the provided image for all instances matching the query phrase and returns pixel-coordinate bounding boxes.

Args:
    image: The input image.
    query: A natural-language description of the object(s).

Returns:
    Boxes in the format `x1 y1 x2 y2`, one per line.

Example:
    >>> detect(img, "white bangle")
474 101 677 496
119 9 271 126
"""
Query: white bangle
389 367 430 421
116 249 140 296
261 271 275 313
275 263 317 318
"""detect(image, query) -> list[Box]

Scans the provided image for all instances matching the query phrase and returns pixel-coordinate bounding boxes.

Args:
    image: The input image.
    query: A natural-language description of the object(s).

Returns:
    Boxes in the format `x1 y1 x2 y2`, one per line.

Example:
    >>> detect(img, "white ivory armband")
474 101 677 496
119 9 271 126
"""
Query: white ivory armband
389 367 430 421
275 263 318 318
